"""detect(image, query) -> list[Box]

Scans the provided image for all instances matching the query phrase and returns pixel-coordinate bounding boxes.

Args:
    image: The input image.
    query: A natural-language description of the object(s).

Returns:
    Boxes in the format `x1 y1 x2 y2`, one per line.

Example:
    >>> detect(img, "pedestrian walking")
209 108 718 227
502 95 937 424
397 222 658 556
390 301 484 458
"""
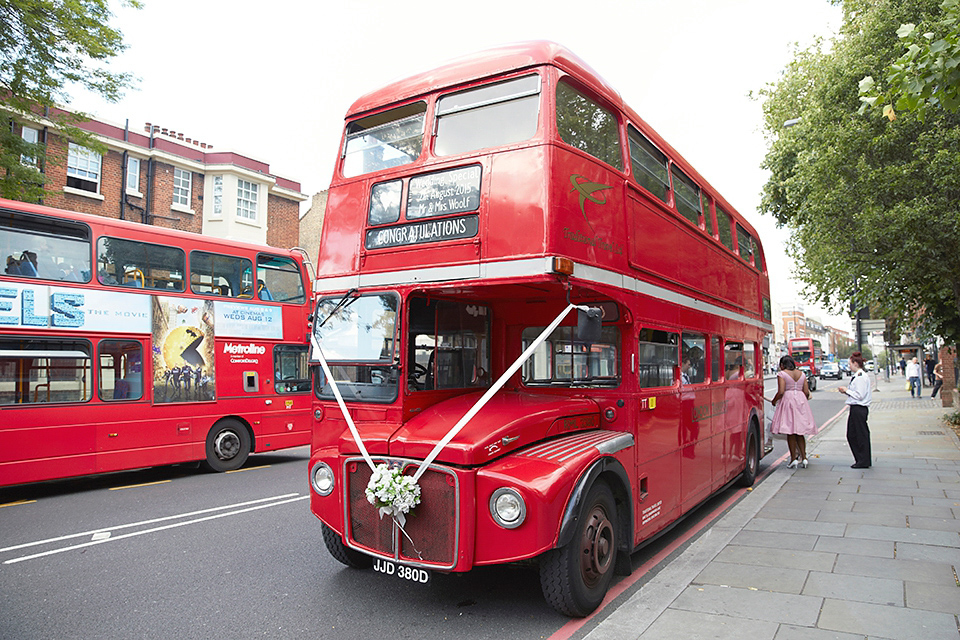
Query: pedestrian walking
899 356 907 376
770 355 817 469
925 357 935 385
931 361 944 398
906 356 922 398
838 352 872 468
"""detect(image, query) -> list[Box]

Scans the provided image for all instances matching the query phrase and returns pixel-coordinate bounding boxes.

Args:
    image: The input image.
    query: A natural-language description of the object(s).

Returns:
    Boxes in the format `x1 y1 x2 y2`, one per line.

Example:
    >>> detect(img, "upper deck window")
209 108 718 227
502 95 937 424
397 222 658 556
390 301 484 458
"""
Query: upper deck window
435 74 541 157
736 223 754 265
716 205 734 251
1 208 91 282
97 236 185 291
256 254 305 303
670 166 702 227
627 126 669 202
343 102 427 178
556 80 622 170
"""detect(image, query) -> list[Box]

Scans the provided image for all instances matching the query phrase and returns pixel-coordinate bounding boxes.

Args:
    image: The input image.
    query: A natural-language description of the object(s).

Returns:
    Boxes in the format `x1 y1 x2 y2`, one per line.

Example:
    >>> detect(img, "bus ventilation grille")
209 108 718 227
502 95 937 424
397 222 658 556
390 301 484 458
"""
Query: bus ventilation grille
346 459 458 568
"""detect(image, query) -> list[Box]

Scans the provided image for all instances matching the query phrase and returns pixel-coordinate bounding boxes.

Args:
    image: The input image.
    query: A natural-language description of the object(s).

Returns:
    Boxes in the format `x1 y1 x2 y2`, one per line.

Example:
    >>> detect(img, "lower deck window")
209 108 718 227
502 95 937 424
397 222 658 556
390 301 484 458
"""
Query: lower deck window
98 340 143 401
522 325 620 387
275 345 310 393
0 337 92 405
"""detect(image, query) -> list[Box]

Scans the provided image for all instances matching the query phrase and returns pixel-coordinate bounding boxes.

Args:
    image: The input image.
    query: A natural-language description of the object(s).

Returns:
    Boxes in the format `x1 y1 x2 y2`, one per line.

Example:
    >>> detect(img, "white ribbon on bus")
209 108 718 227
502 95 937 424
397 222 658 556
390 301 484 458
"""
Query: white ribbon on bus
310 302 588 495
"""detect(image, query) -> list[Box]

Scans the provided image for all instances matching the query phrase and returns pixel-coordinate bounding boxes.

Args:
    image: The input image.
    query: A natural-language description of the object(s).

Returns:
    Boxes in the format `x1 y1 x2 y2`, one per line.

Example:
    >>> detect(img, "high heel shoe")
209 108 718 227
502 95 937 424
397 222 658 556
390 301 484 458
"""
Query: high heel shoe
787 459 799 469
801 459 808 468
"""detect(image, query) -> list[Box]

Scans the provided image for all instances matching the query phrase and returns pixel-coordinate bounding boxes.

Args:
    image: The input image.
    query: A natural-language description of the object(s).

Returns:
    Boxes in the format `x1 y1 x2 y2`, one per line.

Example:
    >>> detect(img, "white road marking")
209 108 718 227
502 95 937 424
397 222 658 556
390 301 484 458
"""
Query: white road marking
0 493 303 558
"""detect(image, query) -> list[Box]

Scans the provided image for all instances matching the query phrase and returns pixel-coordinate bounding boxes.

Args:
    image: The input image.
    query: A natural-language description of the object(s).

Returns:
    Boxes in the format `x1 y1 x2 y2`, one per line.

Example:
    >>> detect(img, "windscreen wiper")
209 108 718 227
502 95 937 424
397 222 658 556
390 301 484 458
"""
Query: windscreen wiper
314 288 358 332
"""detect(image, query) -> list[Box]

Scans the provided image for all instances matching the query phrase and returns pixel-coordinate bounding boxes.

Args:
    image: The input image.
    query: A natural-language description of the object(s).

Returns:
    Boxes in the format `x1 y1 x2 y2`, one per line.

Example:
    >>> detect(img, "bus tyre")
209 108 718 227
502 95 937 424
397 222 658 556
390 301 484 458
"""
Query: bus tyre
739 428 759 487
540 481 617 617
201 419 251 472
321 523 373 569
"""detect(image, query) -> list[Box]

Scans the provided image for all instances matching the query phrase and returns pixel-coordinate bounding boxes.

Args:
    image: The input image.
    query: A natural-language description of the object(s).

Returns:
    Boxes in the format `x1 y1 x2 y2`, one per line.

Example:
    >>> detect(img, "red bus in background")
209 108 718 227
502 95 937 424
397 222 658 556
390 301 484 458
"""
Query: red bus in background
0 198 313 487
308 41 772 616
787 337 823 391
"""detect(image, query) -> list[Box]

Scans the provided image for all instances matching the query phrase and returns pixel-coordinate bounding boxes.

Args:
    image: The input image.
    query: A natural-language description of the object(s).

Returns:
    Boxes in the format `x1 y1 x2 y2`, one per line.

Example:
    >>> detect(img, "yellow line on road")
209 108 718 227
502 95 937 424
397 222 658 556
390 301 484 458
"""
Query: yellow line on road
108 480 172 491
226 465 271 474
0 499 36 508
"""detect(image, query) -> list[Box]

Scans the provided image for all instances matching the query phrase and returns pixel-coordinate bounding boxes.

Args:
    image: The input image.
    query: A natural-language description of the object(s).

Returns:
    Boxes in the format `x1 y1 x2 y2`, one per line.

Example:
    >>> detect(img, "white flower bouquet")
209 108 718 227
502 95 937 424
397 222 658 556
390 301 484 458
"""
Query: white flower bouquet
365 463 421 526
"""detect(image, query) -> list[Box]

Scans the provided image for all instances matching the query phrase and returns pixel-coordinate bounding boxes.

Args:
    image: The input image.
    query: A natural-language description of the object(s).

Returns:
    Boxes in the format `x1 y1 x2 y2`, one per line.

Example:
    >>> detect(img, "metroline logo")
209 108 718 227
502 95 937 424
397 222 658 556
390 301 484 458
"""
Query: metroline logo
223 342 266 355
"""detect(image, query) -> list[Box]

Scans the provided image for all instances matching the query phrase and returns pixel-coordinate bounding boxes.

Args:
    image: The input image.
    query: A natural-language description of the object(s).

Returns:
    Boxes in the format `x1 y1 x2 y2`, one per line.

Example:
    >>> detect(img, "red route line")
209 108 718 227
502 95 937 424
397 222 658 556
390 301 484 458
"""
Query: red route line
549 406 849 639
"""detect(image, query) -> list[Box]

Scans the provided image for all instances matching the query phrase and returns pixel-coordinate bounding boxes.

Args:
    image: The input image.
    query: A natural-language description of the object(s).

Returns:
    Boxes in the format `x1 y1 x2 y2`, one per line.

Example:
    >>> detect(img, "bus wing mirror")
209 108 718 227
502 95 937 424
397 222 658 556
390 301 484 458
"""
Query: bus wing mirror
576 307 602 343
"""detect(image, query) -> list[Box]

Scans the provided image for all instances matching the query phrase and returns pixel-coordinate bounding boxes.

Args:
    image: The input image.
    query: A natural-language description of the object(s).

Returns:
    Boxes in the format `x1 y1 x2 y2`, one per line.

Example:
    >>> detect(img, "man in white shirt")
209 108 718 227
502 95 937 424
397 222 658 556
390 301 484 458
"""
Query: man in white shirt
838 352 872 468
905 356 922 398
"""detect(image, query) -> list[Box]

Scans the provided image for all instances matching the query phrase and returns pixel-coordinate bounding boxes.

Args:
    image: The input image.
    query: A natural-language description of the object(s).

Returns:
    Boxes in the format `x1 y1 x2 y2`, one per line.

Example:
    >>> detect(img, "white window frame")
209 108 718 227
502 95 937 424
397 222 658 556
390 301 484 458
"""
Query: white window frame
21 126 39 166
173 168 192 209
66 142 102 194
237 179 259 222
126 156 141 196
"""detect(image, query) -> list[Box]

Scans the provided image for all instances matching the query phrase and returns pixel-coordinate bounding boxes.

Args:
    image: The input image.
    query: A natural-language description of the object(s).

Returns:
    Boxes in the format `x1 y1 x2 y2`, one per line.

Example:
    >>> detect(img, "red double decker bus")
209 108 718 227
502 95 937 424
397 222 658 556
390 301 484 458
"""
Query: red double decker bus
308 42 772 615
0 198 313 487
787 337 823 390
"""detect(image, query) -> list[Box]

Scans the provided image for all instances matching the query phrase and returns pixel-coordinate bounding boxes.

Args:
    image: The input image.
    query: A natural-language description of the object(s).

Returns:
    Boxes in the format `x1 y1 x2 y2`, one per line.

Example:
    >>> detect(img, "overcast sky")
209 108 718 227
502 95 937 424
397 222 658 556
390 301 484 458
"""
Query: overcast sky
71 0 849 329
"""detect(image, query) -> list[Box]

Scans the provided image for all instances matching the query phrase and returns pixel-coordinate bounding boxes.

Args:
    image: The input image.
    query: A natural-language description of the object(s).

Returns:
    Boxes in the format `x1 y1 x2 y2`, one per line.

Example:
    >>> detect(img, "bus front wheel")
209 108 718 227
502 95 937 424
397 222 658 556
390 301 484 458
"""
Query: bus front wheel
202 419 251 472
321 523 373 569
540 481 617 617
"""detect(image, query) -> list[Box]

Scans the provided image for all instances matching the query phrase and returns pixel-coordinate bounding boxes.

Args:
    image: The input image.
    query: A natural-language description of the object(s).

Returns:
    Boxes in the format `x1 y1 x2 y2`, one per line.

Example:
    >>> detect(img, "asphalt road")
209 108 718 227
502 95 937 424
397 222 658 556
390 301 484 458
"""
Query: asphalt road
0 383 849 640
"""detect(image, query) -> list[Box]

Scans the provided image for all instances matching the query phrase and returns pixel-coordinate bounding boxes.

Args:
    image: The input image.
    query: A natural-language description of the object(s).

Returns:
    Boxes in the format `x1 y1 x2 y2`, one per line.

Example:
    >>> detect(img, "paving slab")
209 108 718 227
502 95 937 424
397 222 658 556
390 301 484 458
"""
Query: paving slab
744 517 846 537
813 535 894 558
801 571 904 606
772 623 865 640
639 608 780 640
895 541 960 564
906 515 960 532
730 530 818 551
818 597 959 639
671 584 823 626
814 510 907 527
712 544 836 572
832 554 958 585
693 561 808 594
904 580 960 614
843 523 960 547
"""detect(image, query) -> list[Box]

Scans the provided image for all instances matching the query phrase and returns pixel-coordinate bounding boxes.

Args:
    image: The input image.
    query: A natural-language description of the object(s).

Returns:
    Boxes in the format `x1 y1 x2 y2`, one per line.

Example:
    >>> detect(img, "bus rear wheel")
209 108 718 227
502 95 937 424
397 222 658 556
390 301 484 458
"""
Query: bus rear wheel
540 481 617 617
202 419 251 472
739 428 759 487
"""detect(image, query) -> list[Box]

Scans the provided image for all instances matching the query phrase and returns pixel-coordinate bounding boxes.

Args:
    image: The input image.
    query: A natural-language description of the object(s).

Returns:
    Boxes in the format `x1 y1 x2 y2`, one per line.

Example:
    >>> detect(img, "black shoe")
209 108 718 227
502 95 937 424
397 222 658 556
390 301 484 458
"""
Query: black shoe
851 463 870 468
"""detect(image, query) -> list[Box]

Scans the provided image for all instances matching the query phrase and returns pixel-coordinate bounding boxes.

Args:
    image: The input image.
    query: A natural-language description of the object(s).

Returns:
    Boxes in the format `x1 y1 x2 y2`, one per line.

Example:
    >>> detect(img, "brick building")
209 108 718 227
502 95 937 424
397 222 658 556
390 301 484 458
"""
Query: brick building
13 111 306 248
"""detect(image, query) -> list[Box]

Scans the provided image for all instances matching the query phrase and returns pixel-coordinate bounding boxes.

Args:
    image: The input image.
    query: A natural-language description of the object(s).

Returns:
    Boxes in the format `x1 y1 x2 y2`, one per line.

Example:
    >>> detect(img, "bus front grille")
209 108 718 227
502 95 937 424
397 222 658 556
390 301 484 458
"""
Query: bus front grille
344 458 459 568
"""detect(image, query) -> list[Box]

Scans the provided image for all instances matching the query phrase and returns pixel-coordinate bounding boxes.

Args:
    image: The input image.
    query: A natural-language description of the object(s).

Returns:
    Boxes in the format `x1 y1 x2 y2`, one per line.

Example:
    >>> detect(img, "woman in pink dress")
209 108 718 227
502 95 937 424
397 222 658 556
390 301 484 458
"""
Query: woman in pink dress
771 355 818 468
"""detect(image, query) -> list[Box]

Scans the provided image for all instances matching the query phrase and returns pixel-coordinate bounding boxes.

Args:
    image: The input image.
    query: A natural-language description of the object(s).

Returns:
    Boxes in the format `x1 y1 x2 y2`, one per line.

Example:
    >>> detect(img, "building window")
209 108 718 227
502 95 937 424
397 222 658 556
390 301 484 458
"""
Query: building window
66 142 101 193
238 179 258 221
126 157 140 194
21 126 39 166
173 168 191 207
213 175 223 216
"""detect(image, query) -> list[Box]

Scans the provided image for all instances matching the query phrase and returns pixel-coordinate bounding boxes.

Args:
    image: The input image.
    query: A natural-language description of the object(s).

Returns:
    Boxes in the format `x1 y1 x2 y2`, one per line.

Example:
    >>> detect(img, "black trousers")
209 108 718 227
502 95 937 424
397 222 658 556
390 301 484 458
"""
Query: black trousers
846 404 871 467
932 380 943 397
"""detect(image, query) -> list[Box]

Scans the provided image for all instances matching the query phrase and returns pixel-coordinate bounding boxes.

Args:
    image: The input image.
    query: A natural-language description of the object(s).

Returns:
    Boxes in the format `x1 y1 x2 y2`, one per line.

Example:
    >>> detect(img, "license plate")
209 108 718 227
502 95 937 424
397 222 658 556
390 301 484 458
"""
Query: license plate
372 557 431 584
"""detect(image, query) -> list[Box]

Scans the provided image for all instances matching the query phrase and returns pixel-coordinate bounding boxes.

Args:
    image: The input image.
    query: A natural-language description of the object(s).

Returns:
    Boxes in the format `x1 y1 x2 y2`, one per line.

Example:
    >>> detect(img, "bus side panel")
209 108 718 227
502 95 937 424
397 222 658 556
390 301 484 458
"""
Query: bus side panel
632 391 682 541
485 147 548 260
679 385 713 511
0 417 96 485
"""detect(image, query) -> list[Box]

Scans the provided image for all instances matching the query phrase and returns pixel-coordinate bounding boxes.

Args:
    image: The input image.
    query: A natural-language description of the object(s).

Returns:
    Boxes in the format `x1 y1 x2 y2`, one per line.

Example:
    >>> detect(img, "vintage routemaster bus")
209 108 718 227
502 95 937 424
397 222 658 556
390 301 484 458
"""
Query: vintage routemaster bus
307 42 773 616
0 198 312 487
787 337 823 390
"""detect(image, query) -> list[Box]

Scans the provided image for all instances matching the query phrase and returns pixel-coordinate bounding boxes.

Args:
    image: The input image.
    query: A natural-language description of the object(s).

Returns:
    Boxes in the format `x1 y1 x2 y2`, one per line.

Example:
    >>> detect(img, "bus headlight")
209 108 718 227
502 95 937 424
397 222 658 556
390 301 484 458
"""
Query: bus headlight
311 462 335 496
489 487 526 529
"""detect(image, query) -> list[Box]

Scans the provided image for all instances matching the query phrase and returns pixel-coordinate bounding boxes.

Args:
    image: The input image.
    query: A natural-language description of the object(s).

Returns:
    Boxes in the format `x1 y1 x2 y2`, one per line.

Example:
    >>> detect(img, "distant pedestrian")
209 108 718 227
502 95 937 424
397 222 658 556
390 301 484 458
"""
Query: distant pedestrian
899 356 907 376
770 355 817 469
906 357 922 398
931 362 944 399
839 352 872 469
925 357 935 385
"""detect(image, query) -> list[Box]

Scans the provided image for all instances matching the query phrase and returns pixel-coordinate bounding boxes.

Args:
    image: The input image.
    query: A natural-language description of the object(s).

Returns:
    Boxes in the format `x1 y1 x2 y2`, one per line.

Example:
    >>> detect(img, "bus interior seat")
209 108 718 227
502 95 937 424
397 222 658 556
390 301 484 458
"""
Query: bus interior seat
113 379 130 399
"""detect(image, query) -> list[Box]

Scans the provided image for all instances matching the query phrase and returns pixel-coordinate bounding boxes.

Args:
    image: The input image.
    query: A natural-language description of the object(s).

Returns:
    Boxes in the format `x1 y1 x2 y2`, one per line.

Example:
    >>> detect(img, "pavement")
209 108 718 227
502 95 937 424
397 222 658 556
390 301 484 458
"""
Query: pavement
586 374 960 640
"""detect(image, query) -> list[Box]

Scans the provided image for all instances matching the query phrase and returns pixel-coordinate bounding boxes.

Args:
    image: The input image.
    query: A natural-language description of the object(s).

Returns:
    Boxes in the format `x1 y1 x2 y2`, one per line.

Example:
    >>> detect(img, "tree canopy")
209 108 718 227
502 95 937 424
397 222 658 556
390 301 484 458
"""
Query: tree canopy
759 0 960 345
0 0 140 201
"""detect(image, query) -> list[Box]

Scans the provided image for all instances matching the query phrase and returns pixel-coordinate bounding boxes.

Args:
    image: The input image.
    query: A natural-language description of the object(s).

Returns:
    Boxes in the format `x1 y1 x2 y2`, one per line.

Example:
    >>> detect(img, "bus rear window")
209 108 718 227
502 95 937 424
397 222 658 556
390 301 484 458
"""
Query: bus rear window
256 254 305 303
435 74 540 156
343 102 426 178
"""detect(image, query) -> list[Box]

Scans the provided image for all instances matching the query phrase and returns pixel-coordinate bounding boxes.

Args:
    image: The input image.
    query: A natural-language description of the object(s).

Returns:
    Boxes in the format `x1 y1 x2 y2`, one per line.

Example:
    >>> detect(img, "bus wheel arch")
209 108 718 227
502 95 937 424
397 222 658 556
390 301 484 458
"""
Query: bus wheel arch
201 417 252 472
542 458 633 616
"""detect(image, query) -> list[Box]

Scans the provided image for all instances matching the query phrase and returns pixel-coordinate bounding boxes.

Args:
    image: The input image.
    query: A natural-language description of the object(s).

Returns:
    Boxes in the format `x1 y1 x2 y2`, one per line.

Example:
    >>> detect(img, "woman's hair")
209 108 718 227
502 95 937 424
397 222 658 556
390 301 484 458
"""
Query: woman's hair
849 351 866 368
779 355 797 370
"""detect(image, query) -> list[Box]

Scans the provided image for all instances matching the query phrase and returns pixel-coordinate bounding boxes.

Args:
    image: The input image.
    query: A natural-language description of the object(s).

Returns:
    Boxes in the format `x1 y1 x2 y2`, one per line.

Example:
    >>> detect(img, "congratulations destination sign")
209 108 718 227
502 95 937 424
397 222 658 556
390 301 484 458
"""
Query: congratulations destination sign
365 214 479 250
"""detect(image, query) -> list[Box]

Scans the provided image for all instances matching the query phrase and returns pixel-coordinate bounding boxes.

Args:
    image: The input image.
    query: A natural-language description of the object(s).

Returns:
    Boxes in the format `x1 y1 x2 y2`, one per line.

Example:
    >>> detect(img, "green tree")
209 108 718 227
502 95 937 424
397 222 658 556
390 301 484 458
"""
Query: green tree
859 0 960 121
758 0 960 345
0 0 141 202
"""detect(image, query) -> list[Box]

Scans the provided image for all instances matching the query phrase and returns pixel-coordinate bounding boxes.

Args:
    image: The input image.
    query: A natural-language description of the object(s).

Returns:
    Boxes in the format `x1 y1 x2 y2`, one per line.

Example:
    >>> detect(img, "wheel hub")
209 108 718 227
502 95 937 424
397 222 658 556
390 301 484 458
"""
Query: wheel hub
214 431 241 460
579 506 614 587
